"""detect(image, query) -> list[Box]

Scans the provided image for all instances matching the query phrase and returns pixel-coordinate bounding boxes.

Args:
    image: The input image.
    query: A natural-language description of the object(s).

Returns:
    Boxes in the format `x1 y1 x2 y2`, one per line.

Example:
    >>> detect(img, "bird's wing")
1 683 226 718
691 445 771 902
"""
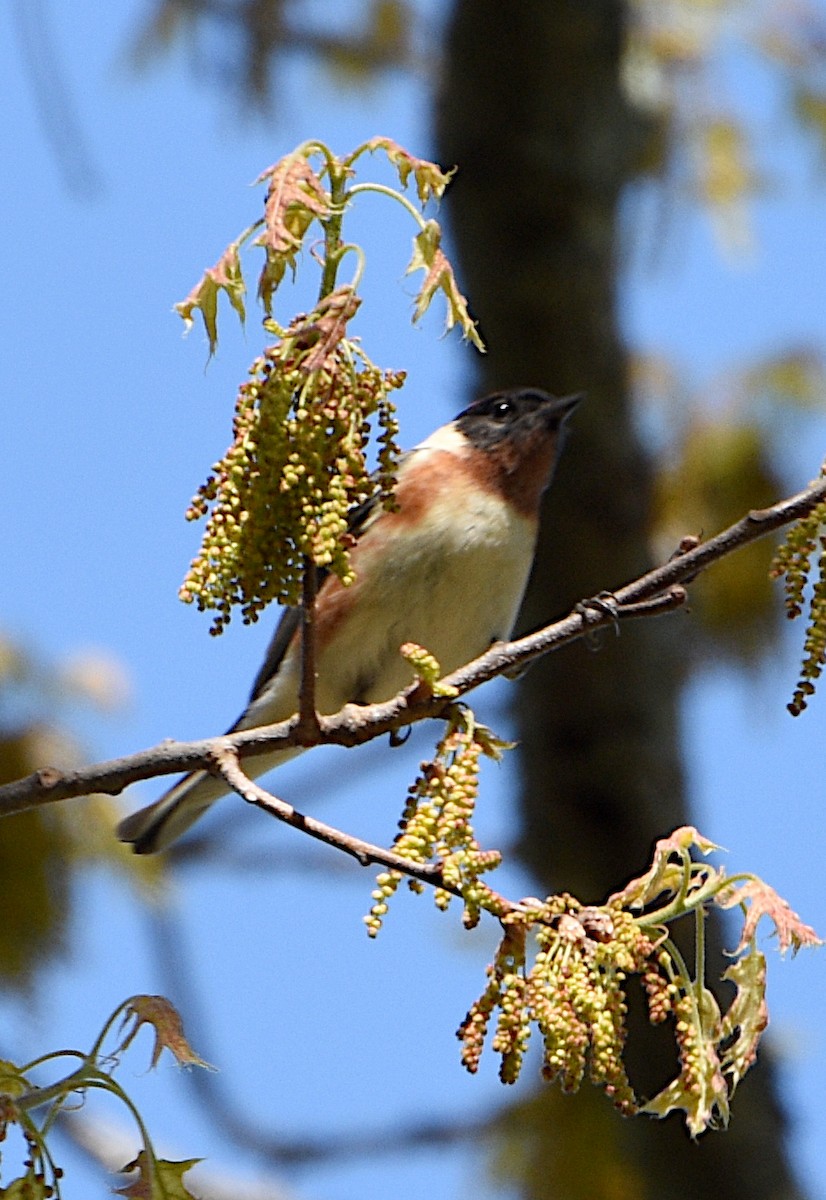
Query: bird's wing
245 451 415 706
246 606 303 704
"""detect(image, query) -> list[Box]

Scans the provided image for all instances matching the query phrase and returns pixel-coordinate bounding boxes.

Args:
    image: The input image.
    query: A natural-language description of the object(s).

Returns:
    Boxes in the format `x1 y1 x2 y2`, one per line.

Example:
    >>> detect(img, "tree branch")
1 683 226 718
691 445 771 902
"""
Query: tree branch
205 749 548 917
1 473 823 819
296 557 321 740
209 746 464 893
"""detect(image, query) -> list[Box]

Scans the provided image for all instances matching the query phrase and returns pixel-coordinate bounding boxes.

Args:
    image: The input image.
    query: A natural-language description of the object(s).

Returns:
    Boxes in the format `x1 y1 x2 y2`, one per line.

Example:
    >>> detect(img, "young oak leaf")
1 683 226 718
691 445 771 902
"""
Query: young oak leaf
255 156 330 253
295 286 362 373
359 136 455 203
116 995 211 1070
0 1169 52 1200
610 826 722 910
643 987 729 1137
715 877 823 955
642 1037 728 1137
254 156 331 312
719 946 768 1087
116 1152 203 1200
406 220 484 350
175 240 246 356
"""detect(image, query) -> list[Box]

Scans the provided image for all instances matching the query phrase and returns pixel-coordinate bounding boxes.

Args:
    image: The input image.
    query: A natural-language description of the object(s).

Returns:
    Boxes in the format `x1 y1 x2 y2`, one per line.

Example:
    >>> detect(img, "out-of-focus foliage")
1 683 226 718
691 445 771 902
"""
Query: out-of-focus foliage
759 3 826 165
634 348 826 660
746 348 826 412
0 635 158 989
492 1084 644 1200
132 1 826 255
130 0 416 108
624 2 826 251
623 1 762 253
652 418 782 657
0 727 73 990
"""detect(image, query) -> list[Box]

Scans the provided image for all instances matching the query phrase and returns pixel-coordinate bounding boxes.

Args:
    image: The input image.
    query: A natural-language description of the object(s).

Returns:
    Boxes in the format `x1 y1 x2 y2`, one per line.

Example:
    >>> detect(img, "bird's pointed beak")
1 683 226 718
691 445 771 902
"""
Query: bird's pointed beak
554 393 584 421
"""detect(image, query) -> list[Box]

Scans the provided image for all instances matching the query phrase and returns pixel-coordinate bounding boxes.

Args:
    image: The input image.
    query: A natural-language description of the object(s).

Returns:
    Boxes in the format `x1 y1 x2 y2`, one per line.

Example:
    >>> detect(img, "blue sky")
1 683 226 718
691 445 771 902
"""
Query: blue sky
2 3 825 1198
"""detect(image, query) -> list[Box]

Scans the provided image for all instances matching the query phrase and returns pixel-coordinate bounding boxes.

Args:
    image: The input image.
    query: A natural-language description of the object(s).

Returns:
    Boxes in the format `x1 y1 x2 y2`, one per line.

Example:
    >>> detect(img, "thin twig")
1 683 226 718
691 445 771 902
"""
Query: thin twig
210 748 525 915
296 557 321 741
211 748 456 893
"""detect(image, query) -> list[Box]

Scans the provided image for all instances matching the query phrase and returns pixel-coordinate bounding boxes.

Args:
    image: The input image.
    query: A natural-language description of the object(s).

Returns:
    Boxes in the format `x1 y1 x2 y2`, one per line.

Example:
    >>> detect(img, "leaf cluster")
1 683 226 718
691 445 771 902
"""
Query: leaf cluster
0 996 209 1199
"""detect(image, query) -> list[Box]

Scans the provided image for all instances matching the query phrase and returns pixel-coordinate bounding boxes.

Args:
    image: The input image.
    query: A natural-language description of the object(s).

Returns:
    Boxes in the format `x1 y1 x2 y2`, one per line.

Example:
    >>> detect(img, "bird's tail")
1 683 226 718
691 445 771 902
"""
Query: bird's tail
117 769 230 854
117 743 303 854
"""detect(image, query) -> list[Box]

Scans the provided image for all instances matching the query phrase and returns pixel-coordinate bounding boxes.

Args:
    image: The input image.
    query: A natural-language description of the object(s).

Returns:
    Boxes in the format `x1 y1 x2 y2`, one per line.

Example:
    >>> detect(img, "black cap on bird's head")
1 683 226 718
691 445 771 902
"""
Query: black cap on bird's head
455 387 582 453
451 387 582 515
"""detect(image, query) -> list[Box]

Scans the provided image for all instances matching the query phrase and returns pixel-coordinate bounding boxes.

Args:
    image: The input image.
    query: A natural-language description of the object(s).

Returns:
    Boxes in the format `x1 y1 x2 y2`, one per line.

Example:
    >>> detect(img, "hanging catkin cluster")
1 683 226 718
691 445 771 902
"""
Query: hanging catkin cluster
457 900 645 1106
180 291 404 634
365 707 509 937
770 494 826 713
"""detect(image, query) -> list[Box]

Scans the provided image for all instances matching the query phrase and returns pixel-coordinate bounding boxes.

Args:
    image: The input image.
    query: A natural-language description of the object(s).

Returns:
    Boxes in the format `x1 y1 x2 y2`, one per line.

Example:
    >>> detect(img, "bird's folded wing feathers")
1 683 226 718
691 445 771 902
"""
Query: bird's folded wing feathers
244 451 416 706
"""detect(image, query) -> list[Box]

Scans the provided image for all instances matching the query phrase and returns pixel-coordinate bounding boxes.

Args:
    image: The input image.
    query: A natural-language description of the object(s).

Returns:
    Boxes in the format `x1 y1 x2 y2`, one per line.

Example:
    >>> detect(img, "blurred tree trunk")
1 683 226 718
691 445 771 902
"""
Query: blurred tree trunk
436 2 805 1197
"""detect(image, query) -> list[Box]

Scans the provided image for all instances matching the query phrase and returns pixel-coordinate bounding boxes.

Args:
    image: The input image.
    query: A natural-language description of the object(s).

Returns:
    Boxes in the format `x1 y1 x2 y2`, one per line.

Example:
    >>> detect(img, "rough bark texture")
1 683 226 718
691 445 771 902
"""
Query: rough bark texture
436 2 805 1197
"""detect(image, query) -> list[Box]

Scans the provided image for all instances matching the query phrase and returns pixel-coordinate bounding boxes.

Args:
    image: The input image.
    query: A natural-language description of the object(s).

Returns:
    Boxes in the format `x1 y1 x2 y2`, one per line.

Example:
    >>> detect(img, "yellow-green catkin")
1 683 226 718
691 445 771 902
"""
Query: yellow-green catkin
180 310 404 634
363 710 505 936
458 898 665 1110
770 497 826 713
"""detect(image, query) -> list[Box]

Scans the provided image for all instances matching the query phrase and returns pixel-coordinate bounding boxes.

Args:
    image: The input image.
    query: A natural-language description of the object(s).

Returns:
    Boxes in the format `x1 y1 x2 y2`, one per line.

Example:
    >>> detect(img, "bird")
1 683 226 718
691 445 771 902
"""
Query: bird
118 386 581 853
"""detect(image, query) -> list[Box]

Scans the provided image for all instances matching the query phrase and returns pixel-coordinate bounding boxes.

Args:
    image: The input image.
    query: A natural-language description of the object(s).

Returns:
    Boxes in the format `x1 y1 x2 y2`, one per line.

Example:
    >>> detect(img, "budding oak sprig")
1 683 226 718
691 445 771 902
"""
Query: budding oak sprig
456 827 820 1136
365 700 511 937
174 139 481 633
769 490 826 714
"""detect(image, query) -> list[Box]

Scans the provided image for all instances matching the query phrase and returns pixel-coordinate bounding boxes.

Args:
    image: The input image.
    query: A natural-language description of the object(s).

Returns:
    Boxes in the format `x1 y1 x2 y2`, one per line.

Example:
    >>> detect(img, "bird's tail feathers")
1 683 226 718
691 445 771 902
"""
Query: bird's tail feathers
117 744 304 854
117 770 228 855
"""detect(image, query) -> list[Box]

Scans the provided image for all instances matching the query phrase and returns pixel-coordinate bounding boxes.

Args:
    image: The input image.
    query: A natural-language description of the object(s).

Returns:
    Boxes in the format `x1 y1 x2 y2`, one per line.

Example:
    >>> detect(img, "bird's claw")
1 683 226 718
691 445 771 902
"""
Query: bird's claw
575 591 621 650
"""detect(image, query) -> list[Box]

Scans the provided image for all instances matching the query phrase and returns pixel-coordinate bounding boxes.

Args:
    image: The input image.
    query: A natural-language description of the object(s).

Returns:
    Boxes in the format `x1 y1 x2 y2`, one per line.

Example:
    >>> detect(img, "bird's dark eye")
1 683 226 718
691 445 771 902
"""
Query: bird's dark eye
493 399 515 420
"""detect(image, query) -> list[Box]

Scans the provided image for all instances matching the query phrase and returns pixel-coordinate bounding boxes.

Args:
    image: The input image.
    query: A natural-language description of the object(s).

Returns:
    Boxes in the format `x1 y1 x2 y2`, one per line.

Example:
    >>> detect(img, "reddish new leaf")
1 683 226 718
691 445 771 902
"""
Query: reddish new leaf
406 221 483 349
254 157 330 256
117 995 210 1070
359 137 455 203
610 826 721 910
720 947 768 1086
295 287 362 373
716 877 823 954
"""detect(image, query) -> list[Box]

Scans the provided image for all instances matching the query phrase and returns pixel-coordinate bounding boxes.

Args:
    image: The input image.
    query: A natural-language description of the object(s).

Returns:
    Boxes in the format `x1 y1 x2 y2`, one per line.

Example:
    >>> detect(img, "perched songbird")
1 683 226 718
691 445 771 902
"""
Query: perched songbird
118 387 580 853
